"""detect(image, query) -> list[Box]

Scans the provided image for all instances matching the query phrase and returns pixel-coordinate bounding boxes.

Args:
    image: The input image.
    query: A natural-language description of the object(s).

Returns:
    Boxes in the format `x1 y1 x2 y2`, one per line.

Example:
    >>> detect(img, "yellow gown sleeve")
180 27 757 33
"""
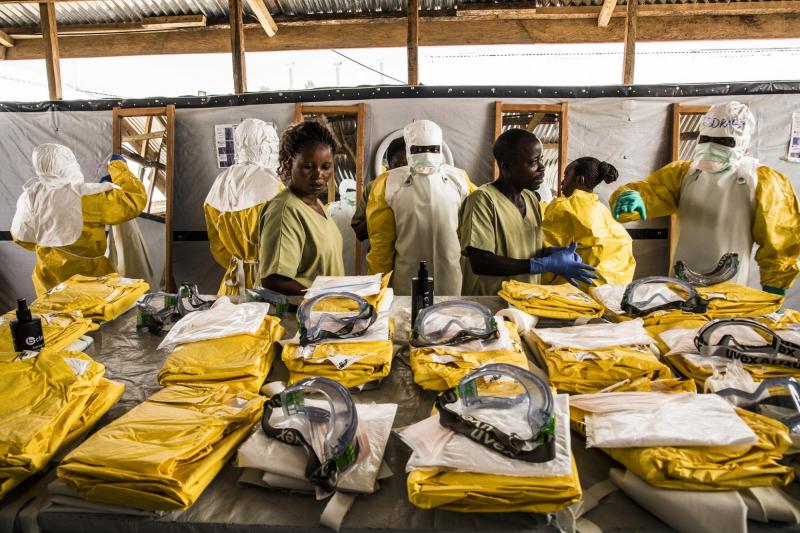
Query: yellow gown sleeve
365 173 396 275
462 170 477 193
753 166 800 290
609 160 692 222
203 203 232 269
82 160 147 224
12 238 36 252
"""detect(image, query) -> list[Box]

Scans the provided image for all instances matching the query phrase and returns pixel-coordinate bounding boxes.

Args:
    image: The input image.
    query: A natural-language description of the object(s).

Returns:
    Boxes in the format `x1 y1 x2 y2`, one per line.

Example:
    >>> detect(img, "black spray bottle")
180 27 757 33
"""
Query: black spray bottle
411 261 434 328
10 298 45 352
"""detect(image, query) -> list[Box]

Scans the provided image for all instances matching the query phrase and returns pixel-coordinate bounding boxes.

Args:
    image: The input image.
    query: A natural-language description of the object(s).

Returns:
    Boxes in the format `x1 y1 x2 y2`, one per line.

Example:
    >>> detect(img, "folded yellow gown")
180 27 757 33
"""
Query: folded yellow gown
0 311 97 354
570 405 793 491
282 320 394 389
410 319 529 391
58 385 265 510
0 350 122 500
31 274 149 322
499 280 604 321
304 273 392 313
158 315 285 393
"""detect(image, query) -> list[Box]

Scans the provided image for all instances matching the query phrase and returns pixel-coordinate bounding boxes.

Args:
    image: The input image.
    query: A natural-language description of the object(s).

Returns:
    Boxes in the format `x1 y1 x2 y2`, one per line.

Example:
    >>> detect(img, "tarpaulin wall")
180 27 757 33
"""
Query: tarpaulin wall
1 85 799 310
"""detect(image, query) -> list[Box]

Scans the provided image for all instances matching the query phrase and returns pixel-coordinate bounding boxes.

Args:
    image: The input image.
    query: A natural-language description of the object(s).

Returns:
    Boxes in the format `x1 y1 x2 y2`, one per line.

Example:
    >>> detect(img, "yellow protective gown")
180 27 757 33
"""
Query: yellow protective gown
542 189 635 288
0 350 122 500
459 183 543 296
58 385 265 511
570 406 793 491
499 279 605 321
11 157 147 296
610 160 800 291
158 315 285 393
409 319 529 391
0 311 97 354
305 273 392 313
30 274 149 322
204 119 284 295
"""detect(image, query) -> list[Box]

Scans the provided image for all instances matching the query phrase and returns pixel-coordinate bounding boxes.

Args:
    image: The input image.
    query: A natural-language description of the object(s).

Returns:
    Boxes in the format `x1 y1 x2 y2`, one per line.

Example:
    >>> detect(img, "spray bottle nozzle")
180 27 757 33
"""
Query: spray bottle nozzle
16 299 32 322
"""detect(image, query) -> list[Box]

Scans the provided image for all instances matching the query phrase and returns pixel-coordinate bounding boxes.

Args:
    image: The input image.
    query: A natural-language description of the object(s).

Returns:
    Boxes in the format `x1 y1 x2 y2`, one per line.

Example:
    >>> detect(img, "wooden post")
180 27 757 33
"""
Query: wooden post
229 0 247 94
493 101 503 179
622 0 638 84
558 102 569 197
407 0 419 85
598 0 617 27
355 103 366 275
165 105 176 292
39 2 61 100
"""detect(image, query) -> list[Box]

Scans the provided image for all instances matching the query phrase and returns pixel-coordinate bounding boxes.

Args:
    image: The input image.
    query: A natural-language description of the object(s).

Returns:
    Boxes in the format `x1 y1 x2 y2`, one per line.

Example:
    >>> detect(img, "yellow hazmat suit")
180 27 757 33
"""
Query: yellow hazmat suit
0 350 122 500
30 274 149 322
0 311 97 354
204 119 284 295
58 385 265 511
10 146 147 296
499 279 605 321
543 189 635 288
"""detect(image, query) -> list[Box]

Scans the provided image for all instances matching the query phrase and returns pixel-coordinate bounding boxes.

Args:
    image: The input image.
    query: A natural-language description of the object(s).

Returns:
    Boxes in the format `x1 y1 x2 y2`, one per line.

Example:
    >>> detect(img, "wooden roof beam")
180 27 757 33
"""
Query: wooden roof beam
598 0 616 27
7 15 206 39
39 1 61 100
245 0 277 37
623 0 638 84
407 0 419 85
0 29 14 46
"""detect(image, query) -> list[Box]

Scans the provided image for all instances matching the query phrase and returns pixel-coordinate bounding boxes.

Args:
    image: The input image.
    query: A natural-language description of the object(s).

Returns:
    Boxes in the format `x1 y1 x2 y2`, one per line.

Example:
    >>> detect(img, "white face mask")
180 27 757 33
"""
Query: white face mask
693 143 738 174
408 151 444 175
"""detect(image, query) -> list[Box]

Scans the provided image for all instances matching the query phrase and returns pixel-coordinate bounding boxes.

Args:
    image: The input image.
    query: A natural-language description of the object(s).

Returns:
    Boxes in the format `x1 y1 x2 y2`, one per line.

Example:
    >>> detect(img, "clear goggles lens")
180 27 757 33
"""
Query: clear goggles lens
621 276 708 316
298 292 376 346
412 300 497 347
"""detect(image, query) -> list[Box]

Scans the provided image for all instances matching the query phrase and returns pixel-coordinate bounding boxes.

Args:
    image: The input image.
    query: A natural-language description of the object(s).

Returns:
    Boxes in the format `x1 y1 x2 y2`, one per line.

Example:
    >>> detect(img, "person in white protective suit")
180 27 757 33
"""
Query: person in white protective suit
365 120 475 295
204 118 284 295
328 178 358 275
611 101 800 296
11 144 147 296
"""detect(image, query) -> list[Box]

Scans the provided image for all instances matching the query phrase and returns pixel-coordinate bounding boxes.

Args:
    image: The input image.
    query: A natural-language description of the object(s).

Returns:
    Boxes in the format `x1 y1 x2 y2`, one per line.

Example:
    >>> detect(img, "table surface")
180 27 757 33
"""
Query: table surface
3 296 800 533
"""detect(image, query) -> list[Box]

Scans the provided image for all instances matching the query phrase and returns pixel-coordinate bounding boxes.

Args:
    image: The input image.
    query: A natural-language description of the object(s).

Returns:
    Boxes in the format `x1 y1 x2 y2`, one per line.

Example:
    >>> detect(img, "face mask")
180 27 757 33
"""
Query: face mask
693 142 737 173
408 152 444 175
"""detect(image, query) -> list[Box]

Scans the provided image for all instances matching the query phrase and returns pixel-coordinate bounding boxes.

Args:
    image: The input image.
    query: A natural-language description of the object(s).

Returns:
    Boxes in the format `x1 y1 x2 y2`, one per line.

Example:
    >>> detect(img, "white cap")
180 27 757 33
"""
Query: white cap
32 143 84 186
403 120 443 148
235 118 280 170
699 101 755 152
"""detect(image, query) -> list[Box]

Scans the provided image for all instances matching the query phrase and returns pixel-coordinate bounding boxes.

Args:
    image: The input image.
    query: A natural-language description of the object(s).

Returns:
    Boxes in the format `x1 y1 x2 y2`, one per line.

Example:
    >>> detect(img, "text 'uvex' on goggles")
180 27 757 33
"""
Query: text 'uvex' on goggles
695 318 800 370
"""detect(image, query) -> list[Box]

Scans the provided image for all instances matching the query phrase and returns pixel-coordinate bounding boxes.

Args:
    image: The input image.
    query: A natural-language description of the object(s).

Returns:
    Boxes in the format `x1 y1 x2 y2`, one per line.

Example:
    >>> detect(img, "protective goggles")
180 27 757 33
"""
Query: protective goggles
715 378 800 433
434 363 556 463
411 300 498 348
297 292 377 346
621 276 709 316
136 284 213 333
261 377 359 494
674 253 740 287
695 318 800 370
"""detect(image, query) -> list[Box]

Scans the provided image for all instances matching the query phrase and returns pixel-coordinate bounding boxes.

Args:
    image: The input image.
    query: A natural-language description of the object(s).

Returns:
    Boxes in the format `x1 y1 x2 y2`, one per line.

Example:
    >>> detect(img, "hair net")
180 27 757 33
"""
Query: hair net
235 118 280 170
32 144 85 186
404 120 443 150
699 101 755 153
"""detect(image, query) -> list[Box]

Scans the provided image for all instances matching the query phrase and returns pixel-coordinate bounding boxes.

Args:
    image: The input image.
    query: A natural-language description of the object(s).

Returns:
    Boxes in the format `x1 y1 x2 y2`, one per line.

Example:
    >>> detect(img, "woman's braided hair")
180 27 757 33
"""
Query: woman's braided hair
278 119 338 183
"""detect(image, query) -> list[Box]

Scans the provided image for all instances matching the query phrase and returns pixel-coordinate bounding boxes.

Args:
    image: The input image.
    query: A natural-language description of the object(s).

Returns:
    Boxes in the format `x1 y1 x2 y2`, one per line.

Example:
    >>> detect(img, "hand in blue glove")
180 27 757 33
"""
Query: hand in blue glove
530 243 600 287
613 190 647 221
762 285 785 296
541 245 579 260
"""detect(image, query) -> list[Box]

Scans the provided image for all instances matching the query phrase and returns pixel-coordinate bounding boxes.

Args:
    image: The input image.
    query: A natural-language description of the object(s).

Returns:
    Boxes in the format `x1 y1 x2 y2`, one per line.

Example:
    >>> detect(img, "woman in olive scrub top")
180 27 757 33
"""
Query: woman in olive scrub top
259 120 345 295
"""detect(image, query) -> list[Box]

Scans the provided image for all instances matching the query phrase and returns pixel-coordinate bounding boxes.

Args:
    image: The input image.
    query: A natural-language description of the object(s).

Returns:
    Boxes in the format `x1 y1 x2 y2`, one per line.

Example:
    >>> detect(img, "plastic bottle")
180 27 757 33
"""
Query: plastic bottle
411 261 434 328
10 298 45 352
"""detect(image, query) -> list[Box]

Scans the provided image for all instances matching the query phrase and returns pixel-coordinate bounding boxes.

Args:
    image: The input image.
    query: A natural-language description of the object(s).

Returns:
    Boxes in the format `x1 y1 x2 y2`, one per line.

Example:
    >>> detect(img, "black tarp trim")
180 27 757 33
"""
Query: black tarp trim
1 82 799 112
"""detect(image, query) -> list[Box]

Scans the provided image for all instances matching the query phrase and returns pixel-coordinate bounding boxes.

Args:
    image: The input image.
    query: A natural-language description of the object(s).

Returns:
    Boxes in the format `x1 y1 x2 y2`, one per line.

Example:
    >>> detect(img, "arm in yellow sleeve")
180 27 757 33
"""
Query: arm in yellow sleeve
12 237 36 252
203 203 232 269
462 170 477 193
753 166 800 291
82 160 147 224
609 160 692 222
365 173 396 275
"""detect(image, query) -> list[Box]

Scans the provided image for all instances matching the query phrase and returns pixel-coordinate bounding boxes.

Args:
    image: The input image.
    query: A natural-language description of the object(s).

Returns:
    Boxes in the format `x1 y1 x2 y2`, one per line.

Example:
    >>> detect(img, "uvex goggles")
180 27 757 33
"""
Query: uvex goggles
674 253 740 287
434 363 556 463
716 378 800 433
411 300 498 348
695 318 800 370
261 377 359 494
621 277 709 316
297 292 377 346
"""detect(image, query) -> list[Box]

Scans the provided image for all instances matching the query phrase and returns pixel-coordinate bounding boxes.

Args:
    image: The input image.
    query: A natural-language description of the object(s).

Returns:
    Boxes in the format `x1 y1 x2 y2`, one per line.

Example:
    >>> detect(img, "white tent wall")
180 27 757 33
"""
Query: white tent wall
1 91 799 311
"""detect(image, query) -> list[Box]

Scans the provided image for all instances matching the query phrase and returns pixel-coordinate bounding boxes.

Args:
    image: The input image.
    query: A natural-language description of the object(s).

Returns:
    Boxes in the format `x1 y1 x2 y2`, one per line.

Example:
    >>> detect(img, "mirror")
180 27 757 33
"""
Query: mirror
295 103 367 275
373 128 454 178
112 105 175 291
494 102 569 201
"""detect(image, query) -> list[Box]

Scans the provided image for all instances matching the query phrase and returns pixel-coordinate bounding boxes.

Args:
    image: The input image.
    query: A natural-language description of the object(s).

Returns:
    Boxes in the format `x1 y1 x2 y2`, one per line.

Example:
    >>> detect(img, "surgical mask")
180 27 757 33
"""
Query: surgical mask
693 142 737 173
408 151 444 175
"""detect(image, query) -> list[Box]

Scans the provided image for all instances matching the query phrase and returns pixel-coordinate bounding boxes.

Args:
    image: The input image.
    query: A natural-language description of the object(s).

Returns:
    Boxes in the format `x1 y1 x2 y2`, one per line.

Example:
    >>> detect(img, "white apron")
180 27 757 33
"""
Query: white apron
385 165 469 296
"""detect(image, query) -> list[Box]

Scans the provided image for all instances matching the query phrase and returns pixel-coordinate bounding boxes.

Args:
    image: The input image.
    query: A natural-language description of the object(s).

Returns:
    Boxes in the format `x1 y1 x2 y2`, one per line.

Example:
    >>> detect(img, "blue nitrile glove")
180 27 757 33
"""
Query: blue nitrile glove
762 285 785 296
613 190 647 221
541 245 579 260
530 243 600 287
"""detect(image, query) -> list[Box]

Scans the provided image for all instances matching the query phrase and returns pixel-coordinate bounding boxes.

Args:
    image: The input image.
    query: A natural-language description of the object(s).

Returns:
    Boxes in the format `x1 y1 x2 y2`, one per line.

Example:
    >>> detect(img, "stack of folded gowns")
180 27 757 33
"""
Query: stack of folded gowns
399 391 582 512
157 297 284 393
31 274 150 322
410 316 528 391
57 385 264 510
524 319 690 394
0 350 123 499
0 311 97 354
499 280 605 321
282 274 394 389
